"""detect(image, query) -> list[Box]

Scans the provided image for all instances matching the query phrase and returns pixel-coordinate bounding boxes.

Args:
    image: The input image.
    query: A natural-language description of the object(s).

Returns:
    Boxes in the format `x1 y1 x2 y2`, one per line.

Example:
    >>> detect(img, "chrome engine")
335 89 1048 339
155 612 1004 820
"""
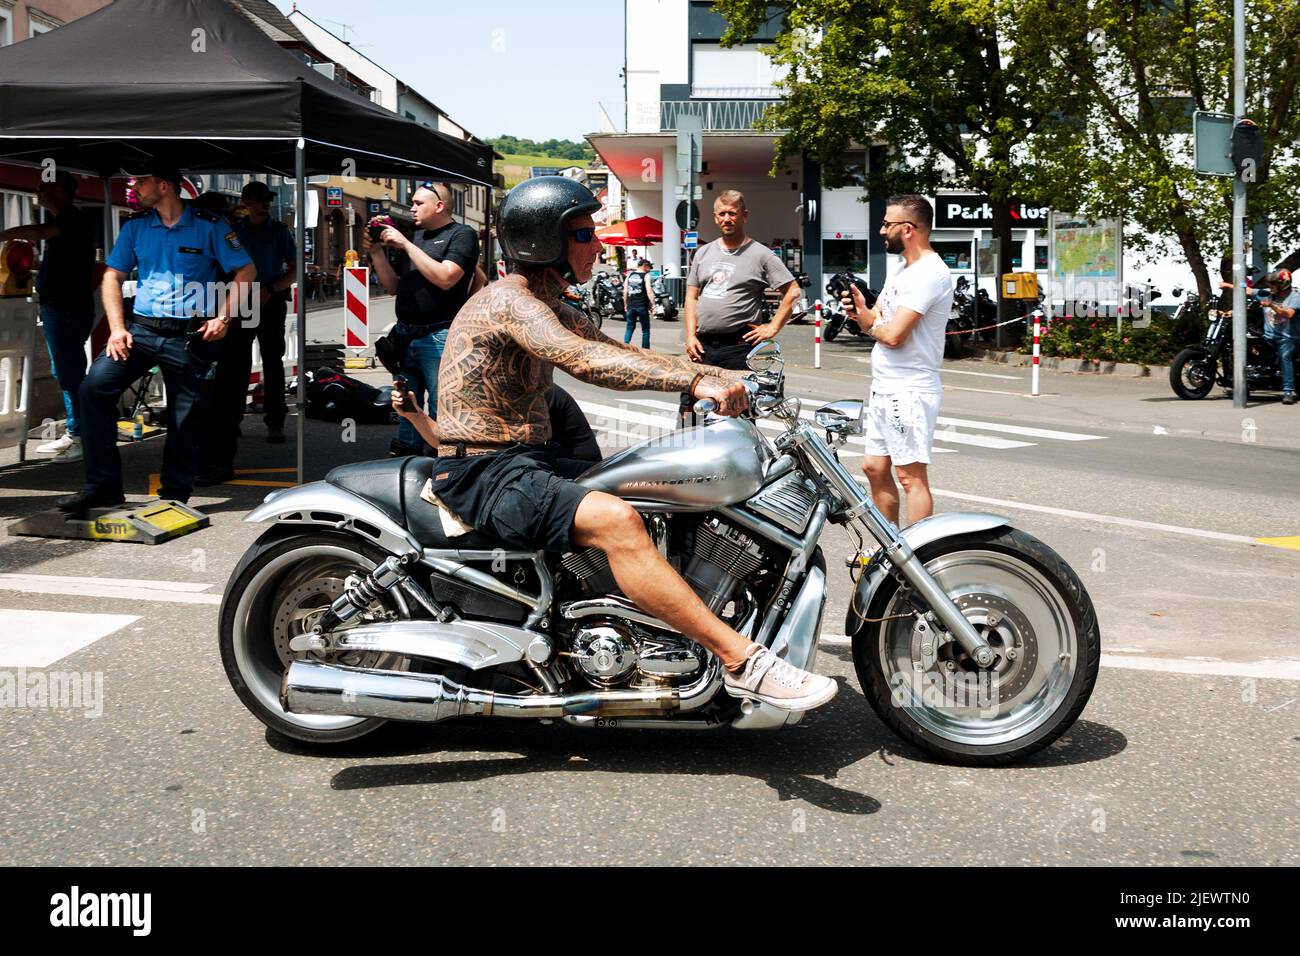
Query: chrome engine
682 517 766 613
568 619 704 688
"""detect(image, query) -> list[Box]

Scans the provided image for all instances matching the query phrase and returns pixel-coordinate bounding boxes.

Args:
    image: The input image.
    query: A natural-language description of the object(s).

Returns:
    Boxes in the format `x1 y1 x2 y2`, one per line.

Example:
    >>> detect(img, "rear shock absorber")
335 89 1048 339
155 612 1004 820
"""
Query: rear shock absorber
313 554 413 635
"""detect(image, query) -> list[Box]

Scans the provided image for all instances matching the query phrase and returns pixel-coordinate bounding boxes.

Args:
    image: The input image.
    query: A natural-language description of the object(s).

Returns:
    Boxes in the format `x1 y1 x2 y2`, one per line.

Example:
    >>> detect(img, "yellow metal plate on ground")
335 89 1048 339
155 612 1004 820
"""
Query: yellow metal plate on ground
136 503 199 533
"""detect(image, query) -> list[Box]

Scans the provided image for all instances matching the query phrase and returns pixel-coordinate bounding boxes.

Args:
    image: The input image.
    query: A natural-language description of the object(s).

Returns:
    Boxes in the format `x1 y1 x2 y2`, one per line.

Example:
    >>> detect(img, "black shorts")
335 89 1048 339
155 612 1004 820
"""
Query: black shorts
427 444 593 554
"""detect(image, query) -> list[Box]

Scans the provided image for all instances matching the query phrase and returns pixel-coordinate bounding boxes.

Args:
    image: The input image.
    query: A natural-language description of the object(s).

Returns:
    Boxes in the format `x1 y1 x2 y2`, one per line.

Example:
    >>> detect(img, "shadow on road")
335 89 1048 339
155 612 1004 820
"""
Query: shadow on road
261 658 1128 812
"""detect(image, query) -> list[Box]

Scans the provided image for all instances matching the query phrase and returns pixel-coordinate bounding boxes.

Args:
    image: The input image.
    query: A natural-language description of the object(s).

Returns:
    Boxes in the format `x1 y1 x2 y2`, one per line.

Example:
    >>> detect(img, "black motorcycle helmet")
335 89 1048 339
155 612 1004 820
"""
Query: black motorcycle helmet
497 177 602 276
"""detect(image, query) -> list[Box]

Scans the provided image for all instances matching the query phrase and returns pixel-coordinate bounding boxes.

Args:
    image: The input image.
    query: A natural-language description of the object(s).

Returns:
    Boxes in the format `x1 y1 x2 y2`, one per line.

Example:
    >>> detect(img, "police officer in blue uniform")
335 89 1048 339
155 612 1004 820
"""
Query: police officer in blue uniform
59 166 256 517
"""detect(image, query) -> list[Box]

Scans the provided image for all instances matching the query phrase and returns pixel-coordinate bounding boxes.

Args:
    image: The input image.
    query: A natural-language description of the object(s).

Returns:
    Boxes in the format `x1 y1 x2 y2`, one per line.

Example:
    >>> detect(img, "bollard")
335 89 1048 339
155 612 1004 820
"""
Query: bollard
1031 309 1042 397
814 299 822 369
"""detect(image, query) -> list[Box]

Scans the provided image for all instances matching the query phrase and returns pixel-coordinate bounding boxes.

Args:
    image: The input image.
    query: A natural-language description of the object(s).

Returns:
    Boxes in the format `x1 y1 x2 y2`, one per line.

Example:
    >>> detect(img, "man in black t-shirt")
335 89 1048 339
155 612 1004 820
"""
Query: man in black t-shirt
365 182 478 456
623 258 655 348
0 172 95 461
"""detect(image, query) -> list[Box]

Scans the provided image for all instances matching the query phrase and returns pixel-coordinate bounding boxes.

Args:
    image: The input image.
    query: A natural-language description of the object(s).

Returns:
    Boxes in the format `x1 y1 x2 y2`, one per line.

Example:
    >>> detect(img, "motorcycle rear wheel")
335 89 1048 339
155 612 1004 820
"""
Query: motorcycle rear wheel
219 530 417 744
1169 348 1216 400
853 528 1100 766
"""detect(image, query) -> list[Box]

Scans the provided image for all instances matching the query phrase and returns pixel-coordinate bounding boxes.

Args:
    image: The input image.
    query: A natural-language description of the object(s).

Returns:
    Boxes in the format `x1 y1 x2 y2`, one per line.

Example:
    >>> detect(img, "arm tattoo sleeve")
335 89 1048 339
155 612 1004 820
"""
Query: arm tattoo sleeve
502 289 739 392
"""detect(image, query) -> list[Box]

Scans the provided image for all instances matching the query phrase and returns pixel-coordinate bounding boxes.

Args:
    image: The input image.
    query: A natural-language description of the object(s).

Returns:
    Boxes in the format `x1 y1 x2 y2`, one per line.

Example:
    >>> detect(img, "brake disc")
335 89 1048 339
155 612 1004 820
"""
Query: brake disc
909 593 1039 702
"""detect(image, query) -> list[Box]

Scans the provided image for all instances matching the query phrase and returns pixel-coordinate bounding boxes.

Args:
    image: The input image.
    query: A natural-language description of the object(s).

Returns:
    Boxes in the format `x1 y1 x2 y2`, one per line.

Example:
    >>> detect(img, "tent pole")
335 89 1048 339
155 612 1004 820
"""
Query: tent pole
101 175 113 257
295 138 306 485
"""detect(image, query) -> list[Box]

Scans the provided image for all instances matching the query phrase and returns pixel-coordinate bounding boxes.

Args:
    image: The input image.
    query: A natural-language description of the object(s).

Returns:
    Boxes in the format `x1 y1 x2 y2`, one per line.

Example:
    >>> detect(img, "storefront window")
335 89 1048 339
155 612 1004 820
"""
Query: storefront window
933 240 973 271
822 239 869 274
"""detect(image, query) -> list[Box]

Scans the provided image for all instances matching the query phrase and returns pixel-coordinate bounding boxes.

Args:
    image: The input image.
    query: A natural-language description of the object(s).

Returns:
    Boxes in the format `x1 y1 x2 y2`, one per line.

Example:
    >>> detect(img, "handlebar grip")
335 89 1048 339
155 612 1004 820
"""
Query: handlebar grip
693 398 718 416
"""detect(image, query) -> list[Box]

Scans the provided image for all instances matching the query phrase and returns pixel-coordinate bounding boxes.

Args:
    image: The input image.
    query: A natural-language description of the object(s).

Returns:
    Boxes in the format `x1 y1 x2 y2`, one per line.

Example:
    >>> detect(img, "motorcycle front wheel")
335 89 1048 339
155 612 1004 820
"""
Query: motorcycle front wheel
853 528 1100 766
1169 348 1216 399
219 530 417 744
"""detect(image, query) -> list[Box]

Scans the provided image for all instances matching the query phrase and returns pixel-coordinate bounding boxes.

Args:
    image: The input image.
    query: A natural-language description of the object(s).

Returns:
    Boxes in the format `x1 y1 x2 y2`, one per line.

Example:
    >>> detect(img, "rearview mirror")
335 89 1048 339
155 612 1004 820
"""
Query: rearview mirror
746 341 782 372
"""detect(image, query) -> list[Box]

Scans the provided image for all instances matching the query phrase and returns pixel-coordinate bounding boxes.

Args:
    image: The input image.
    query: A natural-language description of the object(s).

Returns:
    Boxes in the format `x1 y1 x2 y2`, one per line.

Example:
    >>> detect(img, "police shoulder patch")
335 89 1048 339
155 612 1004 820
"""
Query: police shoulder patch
224 231 242 250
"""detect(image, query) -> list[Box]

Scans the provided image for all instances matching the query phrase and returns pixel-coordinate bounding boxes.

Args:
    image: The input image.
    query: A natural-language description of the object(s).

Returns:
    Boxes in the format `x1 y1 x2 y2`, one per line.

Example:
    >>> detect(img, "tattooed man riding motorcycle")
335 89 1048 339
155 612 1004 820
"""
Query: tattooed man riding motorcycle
392 177 836 712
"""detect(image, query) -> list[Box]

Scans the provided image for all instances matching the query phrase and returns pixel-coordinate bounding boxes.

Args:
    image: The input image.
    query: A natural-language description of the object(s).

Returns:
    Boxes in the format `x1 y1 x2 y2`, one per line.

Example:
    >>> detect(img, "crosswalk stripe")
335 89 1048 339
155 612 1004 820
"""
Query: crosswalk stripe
620 396 1103 445
0 609 141 667
0 574 221 605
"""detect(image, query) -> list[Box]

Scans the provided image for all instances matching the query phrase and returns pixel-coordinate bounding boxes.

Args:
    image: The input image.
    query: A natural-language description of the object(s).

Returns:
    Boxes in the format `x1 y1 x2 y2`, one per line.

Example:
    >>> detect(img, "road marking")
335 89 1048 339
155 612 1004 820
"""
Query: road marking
933 427 1033 450
1256 535 1300 551
943 385 1033 396
896 485 1265 546
818 635 1300 681
936 416 1104 441
0 609 140 667
942 368 1024 380
0 574 221 605
149 468 297 497
584 399 960 453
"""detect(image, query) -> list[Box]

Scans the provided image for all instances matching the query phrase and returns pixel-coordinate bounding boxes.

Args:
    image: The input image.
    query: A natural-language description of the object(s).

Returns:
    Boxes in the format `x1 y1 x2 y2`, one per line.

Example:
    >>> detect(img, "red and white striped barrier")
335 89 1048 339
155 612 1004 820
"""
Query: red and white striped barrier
1031 309 1042 397
814 299 822 369
344 266 369 350
496 259 507 280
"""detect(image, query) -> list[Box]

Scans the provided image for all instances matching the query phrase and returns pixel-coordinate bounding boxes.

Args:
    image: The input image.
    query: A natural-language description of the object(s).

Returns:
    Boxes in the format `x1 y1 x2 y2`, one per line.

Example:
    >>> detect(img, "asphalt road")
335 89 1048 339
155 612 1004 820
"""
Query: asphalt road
1 303 1296 865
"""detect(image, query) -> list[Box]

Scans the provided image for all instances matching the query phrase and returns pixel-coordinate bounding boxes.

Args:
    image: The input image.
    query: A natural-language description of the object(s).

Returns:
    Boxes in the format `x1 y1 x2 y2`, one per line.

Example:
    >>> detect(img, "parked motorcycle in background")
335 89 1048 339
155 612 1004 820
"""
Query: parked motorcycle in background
651 273 678 322
563 283 598 327
1170 290 1297 400
822 272 877 343
221 342 1100 766
592 271 624 322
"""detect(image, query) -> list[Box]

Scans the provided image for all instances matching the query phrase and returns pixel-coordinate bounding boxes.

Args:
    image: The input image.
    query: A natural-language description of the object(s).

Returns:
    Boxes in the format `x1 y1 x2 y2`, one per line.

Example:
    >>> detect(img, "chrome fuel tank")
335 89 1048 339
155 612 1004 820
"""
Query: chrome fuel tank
577 417 772 509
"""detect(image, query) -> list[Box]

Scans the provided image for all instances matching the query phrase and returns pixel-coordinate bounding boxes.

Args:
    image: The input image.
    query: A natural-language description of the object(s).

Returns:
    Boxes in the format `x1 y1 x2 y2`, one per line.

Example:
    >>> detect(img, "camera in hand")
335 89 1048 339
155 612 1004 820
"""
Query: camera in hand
825 271 878 313
367 214 395 243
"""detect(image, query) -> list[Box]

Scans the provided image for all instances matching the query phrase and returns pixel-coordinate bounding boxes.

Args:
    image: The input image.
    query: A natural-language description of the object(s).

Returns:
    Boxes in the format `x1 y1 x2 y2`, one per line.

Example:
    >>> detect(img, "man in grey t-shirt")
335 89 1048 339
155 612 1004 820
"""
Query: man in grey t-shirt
681 189 800 422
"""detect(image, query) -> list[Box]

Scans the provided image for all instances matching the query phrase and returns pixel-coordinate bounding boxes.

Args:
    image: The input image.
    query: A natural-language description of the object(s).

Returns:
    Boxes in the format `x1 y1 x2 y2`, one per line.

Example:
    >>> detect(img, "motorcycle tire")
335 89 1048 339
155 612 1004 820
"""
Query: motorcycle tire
1169 348 1216 400
824 317 842 342
851 527 1100 766
219 529 420 745
943 323 964 360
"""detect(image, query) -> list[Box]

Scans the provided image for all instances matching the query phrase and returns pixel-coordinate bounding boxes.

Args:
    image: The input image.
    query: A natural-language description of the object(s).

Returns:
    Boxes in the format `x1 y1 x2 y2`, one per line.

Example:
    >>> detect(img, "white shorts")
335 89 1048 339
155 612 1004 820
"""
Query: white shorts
863 389 942 465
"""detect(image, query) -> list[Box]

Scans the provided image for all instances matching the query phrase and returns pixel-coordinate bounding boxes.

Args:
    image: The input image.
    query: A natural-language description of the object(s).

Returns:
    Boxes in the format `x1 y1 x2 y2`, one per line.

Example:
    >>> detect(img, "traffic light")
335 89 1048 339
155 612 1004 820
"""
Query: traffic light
1231 119 1264 182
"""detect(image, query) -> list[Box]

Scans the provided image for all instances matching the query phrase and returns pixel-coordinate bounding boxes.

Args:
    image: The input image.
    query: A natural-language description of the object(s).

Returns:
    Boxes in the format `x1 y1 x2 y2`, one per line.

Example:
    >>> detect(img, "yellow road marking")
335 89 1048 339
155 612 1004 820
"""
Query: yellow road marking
1256 536 1300 551
234 467 297 475
148 472 298 495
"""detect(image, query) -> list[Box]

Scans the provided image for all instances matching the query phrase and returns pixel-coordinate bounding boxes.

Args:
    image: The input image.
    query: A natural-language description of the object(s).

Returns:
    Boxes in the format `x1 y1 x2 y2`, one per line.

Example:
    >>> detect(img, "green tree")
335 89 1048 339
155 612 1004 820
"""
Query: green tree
1032 0 1300 302
717 0 1089 321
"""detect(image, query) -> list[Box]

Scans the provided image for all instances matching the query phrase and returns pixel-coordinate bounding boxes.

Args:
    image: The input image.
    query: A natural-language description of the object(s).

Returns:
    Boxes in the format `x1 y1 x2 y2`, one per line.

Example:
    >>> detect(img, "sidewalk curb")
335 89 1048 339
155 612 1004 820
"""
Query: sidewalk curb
967 345 1163 378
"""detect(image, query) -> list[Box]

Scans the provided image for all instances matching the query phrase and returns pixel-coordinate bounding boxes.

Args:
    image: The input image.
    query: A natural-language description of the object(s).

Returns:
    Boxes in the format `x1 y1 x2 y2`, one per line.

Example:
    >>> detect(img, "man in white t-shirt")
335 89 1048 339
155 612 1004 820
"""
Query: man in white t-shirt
840 194 953 525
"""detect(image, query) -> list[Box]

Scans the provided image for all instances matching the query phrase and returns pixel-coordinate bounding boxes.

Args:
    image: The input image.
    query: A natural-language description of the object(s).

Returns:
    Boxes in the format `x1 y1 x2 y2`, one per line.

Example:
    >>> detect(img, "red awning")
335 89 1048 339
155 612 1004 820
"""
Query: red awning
597 216 663 246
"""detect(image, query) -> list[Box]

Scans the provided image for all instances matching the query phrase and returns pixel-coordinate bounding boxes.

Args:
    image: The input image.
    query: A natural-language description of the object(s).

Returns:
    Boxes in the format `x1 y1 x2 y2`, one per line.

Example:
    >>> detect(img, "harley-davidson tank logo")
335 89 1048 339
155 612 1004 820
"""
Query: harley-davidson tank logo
624 475 728 487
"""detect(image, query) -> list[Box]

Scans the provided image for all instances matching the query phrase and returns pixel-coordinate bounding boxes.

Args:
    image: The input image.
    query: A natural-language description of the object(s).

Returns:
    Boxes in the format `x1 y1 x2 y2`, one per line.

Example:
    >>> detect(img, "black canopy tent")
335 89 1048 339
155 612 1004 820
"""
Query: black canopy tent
0 0 494 481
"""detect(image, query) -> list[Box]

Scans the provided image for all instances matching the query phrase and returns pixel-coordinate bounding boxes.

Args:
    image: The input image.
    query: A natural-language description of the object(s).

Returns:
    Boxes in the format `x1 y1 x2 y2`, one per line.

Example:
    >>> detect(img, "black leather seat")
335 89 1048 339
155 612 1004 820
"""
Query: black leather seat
325 457 509 550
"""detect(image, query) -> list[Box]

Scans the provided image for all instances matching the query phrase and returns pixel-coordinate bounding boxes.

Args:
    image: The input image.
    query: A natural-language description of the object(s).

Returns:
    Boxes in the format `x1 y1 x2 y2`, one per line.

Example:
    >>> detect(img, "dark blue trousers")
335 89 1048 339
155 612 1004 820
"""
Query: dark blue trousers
78 320 216 499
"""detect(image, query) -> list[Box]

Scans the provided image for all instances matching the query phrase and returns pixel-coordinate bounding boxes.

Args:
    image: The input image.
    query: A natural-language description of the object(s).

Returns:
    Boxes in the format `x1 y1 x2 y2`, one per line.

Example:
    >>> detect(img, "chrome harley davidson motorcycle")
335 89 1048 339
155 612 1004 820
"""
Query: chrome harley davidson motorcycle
220 342 1100 765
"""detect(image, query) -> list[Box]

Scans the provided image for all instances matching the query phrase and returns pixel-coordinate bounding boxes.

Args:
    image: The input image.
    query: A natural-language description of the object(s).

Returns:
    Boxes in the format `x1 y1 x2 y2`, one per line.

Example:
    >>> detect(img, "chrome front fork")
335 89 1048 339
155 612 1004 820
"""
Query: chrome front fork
780 424 996 668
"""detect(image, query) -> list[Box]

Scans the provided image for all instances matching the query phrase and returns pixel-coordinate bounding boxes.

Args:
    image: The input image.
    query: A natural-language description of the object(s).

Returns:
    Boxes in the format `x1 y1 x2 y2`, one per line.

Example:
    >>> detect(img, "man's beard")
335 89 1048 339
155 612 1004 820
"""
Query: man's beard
884 234 904 254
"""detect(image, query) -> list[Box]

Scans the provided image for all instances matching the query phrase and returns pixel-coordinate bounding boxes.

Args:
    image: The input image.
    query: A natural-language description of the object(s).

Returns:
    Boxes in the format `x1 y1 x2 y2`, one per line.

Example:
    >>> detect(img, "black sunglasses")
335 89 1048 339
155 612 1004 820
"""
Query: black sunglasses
569 227 597 243
416 181 451 204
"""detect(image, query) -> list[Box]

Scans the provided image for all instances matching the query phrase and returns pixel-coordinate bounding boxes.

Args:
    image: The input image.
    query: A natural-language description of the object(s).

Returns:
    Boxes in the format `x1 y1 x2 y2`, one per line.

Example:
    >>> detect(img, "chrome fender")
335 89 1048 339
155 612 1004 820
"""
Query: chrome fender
244 482 421 557
844 512 1010 639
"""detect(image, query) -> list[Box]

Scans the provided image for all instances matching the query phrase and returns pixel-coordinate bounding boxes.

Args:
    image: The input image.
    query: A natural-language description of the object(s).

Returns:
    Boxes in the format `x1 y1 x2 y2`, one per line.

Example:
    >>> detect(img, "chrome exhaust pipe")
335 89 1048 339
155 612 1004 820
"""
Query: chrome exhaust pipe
282 660 682 722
